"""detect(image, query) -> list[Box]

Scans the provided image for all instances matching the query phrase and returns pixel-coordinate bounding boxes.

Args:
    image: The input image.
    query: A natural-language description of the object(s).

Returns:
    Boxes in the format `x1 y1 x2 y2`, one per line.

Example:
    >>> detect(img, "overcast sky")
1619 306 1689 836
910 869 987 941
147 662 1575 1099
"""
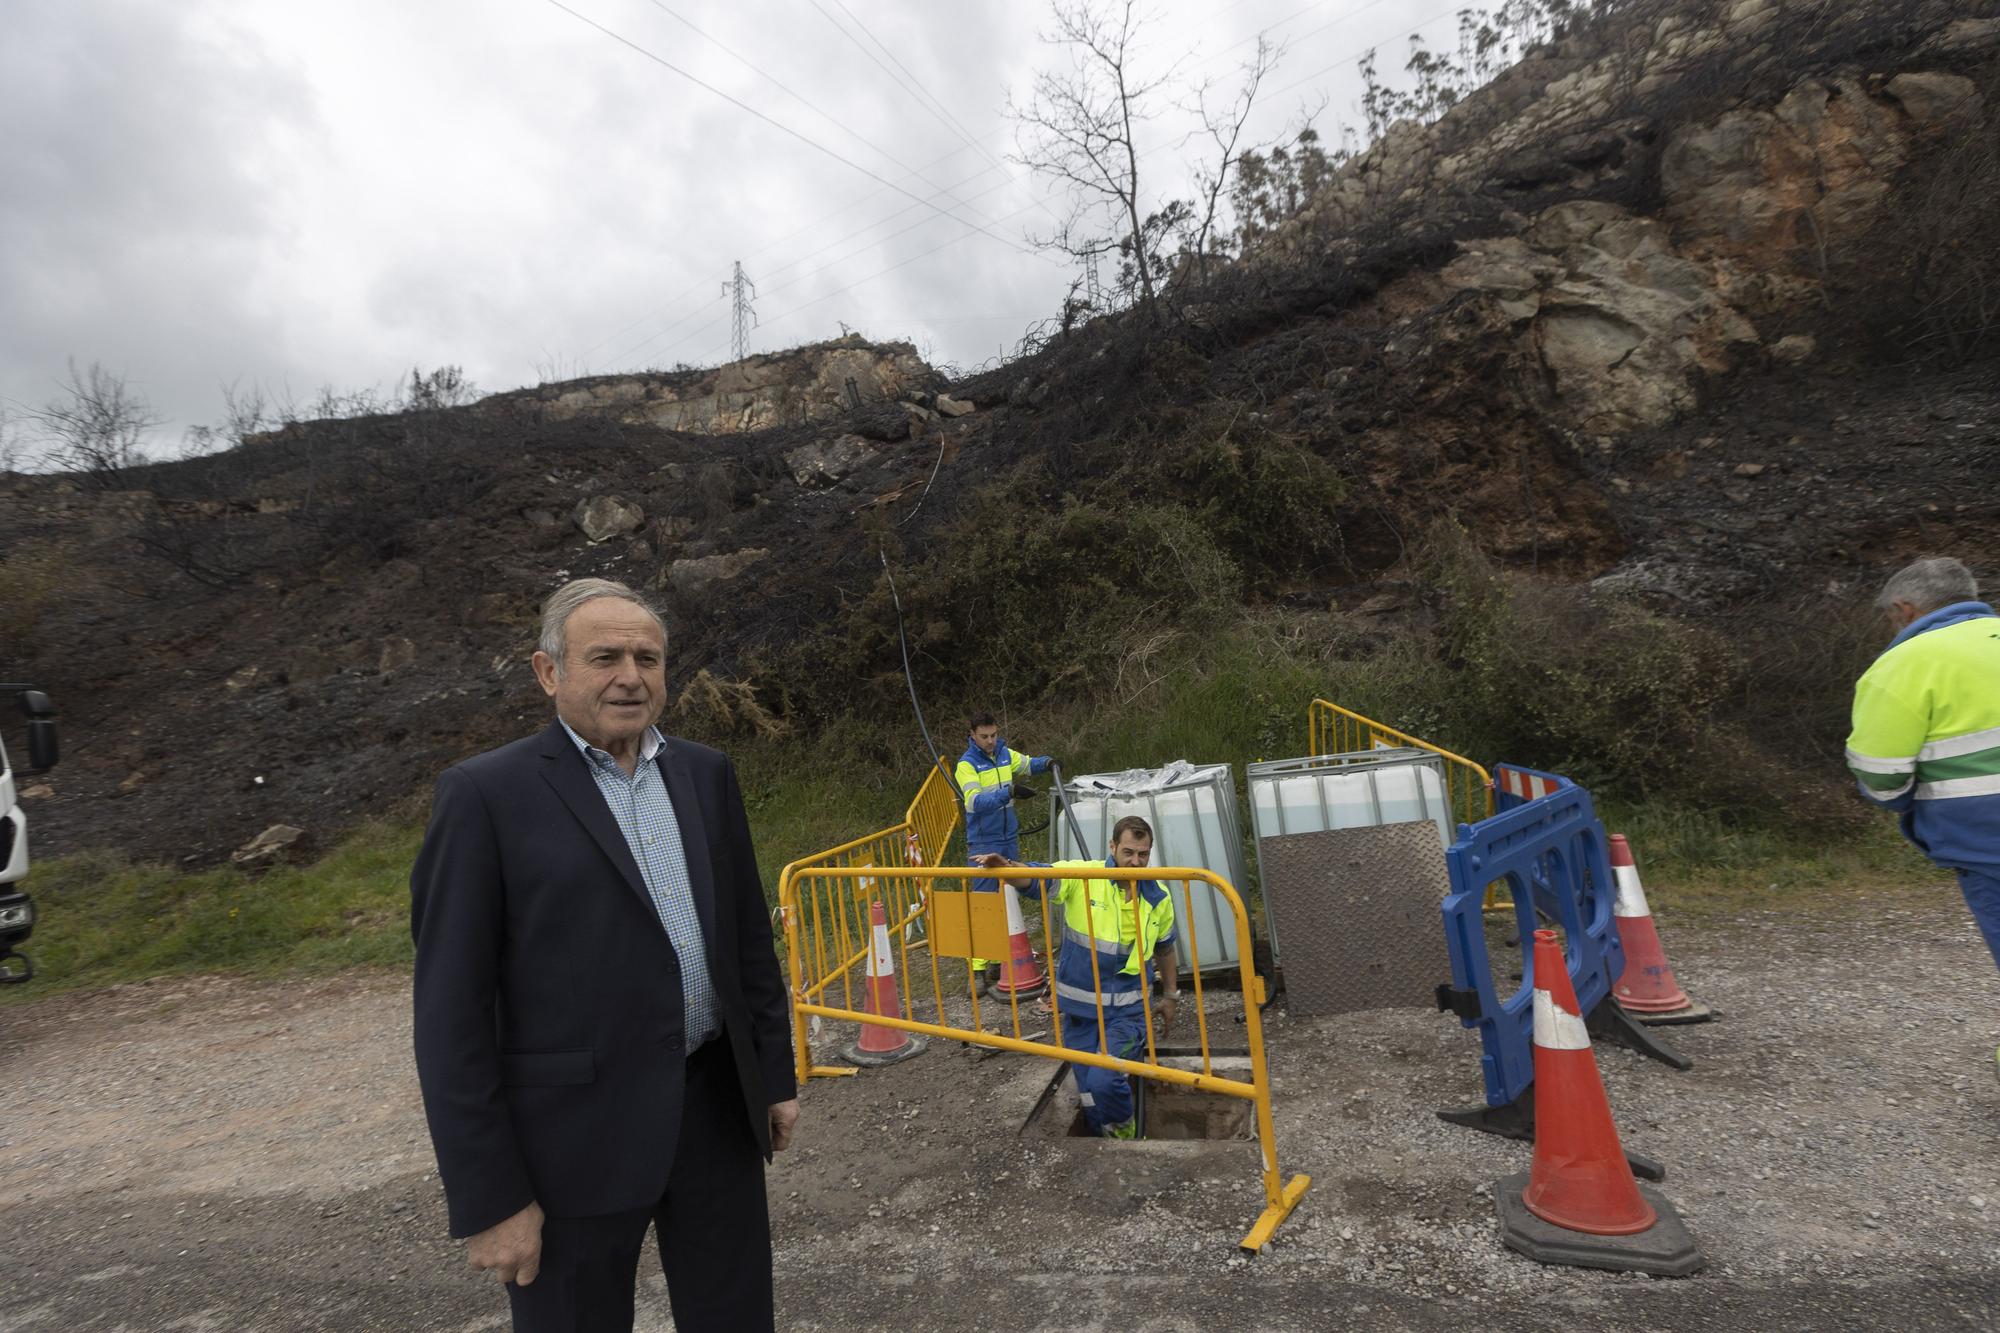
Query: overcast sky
2 0 1495 456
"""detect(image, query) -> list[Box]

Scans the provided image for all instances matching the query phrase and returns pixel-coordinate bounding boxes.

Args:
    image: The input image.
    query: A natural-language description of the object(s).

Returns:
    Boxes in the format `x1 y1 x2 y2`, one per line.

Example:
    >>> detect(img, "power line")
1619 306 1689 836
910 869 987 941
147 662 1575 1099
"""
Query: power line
1266 1 1471 101
540 0 1040 259
598 150 1047 370
823 0 1009 178
578 141 995 369
626 163 1066 369
624 0 1502 372
639 0 1018 236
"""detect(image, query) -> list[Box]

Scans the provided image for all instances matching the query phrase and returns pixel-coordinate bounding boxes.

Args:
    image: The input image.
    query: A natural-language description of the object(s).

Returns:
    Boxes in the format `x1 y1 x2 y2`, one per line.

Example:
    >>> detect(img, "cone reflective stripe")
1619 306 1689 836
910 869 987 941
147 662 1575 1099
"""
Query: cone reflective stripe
1607 834 1703 1018
842 900 926 1066
1532 988 1591 1051
1522 928 1657 1236
991 882 1048 998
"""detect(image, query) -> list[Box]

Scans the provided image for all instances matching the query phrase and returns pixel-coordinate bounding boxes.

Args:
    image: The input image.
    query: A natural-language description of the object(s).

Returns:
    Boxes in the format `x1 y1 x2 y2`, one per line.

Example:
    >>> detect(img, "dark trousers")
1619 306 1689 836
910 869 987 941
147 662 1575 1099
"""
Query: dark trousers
506 1040 773 1333
1959 866 2000 970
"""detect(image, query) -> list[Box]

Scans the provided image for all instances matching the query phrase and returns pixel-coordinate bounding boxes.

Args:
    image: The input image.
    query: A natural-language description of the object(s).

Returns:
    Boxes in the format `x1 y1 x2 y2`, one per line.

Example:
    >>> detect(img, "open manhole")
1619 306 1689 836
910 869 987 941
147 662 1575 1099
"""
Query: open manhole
1019 1047 1256 1142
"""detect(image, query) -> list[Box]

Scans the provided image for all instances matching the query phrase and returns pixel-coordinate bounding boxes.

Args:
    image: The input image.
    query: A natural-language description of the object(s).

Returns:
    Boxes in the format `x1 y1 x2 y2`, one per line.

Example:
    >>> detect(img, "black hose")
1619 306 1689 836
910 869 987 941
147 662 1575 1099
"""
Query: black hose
880 551 963 805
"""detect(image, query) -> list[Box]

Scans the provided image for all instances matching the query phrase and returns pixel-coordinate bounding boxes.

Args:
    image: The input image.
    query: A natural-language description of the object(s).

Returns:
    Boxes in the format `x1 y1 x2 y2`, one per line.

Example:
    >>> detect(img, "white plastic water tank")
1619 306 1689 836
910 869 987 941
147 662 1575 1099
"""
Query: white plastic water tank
1051 762 1248 975
1247 749 1453 848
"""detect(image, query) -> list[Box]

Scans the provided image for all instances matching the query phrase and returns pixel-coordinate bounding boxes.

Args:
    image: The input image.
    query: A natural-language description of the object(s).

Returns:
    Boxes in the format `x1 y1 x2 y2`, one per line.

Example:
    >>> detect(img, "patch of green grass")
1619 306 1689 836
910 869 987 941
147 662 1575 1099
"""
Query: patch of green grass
2 821 421 1002
1591 798 1957 921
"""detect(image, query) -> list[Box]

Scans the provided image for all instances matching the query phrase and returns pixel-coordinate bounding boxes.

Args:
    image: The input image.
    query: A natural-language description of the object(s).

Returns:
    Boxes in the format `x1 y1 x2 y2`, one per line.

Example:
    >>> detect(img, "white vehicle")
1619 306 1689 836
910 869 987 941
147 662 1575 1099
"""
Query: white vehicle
0 687 59 984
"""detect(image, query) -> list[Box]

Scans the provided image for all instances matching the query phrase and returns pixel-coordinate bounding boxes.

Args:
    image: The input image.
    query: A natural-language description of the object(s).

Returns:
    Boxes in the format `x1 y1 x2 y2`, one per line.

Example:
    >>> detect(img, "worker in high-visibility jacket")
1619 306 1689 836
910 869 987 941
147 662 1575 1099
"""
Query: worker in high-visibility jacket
975 814 1178 1139
955 710 1055 986
1846 557 2000 1076
956 711 1055 858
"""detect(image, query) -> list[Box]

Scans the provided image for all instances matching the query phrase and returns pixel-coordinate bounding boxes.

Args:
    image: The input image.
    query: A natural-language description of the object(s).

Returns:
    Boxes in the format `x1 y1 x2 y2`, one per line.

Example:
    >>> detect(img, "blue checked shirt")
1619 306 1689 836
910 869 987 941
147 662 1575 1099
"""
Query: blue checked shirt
561 721 719 1050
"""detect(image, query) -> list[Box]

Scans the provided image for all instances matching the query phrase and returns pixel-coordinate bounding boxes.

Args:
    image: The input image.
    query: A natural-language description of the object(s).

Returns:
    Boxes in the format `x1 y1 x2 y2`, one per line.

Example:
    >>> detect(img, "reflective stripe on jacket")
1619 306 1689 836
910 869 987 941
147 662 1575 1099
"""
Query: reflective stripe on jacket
954 740 1051 852
1846 601 2000 870
1019 858 1176 1019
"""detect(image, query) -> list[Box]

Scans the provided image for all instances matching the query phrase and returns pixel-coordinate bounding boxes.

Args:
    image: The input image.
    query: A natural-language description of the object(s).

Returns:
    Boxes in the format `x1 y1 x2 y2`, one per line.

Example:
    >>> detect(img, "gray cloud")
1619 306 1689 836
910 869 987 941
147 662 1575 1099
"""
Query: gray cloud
2 0 1473 457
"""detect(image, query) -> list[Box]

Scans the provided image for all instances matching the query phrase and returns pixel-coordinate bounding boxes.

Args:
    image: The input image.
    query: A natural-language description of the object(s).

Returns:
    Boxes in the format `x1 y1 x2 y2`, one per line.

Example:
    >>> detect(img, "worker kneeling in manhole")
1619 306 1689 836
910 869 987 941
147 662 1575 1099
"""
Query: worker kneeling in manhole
973 815 1177 1140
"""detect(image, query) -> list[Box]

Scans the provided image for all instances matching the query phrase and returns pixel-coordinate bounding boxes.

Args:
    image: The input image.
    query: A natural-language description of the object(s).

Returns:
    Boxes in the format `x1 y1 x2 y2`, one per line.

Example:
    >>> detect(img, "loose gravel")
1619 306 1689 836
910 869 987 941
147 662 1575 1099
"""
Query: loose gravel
4 887 1997 1330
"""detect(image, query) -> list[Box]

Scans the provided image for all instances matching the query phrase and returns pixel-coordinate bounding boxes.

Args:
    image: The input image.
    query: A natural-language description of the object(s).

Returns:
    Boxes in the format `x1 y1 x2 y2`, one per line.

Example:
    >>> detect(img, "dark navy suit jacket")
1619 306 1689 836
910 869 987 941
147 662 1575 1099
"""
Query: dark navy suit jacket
410 720 796 1238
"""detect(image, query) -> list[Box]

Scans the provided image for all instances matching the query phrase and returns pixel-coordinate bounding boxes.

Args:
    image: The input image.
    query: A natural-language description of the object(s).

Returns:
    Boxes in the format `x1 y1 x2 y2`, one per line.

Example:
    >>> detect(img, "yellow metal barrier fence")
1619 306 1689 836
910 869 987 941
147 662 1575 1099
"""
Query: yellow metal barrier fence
1307 698 1512 910
777 862 1311 1252
1307 698 1494 827
904 761 961 869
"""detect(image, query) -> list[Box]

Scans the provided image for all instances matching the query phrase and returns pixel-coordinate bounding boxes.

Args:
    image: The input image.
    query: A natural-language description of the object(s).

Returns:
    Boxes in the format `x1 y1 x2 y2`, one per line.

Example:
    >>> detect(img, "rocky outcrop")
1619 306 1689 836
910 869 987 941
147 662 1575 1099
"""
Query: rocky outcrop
501 336 934 436
574 495 645 543
1436 201 1760 433
784 434 873 488
666 548 768 601
1286 0 1990 437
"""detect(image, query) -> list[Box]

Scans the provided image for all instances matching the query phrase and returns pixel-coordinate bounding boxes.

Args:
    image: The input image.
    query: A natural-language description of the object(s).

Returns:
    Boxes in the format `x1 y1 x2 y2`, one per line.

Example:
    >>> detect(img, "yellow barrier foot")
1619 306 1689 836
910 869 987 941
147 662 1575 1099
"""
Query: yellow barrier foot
1239 1173 1311 1252
806 1065 859 1079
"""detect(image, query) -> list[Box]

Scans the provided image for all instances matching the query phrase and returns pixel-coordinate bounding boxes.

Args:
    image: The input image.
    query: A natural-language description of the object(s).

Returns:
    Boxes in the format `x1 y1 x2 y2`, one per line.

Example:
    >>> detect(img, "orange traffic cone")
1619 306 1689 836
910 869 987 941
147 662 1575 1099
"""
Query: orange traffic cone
842 899 927 1067
1608 835 1711 1025
1492 928 1702 1275
990 882 1048 999
1522 928 1654 1235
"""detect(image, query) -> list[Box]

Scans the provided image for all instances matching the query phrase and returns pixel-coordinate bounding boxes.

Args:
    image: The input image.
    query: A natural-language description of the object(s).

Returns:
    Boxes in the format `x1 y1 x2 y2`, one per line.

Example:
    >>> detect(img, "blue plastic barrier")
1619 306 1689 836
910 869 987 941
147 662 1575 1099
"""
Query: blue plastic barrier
1439 766 1625 1110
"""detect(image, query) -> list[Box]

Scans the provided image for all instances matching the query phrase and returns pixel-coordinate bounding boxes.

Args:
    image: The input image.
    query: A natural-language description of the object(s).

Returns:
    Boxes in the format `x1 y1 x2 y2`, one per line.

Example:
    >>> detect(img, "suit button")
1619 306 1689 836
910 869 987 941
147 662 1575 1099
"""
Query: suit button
666 1033 684 1051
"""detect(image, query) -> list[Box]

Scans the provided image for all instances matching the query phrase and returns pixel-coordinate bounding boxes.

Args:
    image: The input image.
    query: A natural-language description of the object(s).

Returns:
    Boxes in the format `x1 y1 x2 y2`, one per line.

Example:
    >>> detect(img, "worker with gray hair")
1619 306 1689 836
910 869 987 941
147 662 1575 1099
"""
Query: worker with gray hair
1846 557 2000 1073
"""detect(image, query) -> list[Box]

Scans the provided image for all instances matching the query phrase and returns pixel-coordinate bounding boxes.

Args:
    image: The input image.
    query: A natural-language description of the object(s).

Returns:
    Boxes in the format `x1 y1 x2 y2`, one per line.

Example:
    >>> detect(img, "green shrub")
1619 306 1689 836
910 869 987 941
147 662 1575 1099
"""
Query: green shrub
1437 551 1736 796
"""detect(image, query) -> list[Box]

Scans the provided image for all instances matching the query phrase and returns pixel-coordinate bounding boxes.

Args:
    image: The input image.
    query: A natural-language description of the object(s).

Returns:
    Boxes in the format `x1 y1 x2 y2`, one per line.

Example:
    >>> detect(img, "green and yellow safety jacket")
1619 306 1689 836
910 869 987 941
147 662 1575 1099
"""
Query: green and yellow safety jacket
1846 600 2000 871
1017 858 1177 1020
955 739 1052 854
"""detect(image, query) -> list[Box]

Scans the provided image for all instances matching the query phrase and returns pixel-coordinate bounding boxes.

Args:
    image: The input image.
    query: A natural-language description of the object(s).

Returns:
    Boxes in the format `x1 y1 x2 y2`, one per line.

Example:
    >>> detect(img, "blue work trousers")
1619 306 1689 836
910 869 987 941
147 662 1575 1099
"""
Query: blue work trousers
966 840 1020 969
1062 1006 1148 1133
1957 866 2000 972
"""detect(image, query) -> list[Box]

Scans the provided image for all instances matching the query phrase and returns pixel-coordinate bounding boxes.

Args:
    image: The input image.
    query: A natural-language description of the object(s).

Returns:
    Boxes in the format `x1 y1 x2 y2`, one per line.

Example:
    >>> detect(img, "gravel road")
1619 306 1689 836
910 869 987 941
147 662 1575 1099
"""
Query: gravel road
4 885 1997 1331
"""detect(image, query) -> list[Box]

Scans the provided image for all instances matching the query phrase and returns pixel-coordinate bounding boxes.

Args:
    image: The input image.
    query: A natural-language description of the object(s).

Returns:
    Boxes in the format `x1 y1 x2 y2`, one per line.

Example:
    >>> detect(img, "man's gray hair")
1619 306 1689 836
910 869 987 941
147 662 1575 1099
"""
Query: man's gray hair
537 578 667 674
1875 556 1978 613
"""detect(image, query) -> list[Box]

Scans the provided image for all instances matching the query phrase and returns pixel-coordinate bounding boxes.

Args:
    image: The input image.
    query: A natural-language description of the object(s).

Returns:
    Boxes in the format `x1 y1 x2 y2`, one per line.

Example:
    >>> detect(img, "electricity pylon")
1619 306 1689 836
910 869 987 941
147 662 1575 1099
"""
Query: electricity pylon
722 261 757 362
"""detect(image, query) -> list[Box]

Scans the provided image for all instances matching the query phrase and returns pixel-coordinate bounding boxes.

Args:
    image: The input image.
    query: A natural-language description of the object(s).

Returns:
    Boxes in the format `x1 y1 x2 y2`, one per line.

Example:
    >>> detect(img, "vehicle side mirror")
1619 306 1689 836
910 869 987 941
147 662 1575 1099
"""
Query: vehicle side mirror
19 692 56 774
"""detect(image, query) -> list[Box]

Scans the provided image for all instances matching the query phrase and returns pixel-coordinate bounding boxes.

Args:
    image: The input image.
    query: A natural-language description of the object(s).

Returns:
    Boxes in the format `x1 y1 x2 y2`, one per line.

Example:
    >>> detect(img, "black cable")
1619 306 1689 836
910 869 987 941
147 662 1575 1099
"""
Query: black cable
879 551 962 804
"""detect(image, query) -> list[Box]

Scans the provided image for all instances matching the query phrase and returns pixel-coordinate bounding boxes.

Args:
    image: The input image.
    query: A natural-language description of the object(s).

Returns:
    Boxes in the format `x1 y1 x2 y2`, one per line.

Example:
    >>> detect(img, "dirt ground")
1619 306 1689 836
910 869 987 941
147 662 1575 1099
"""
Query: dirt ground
5 890 1999 1331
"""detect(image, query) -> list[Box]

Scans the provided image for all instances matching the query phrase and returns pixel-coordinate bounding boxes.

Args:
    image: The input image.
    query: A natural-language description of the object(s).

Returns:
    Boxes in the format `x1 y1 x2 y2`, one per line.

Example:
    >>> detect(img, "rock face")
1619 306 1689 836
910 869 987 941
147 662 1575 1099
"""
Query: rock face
574 495 645 544
503 336 934 436
1279 0 1991 439
784 434 873 487
1439 201 1759 433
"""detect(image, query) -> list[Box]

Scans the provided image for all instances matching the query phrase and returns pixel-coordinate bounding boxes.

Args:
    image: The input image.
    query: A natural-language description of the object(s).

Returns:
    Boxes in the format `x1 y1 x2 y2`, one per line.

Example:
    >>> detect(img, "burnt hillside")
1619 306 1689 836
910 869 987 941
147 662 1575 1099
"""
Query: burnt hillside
3 0 1997 866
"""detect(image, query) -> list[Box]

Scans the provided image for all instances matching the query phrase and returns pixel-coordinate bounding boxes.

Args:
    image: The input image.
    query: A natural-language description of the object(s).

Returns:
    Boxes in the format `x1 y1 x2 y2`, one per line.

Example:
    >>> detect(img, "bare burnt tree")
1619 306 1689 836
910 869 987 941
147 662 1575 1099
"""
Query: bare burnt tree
1179 37 1281 283
1011 1 1284 318
1009 1 1180 317
30 358 163 488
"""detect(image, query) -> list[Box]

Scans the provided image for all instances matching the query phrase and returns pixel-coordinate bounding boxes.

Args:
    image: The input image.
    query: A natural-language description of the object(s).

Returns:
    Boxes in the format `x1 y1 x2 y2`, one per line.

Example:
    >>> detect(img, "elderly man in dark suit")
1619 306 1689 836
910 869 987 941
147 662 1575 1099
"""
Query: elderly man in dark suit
411 577 798 1332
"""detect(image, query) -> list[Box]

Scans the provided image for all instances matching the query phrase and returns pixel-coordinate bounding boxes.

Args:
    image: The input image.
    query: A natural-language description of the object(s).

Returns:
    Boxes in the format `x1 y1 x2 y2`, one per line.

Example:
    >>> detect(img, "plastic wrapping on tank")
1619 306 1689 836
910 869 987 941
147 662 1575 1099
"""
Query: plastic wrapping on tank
1247 748 1453 847
1050 761 1248 975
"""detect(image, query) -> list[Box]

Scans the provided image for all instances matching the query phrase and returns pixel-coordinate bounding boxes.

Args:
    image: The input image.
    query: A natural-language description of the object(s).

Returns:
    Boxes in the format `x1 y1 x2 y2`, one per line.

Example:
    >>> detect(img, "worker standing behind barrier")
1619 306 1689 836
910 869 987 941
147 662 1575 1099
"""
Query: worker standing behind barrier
975 815 1178 1139
1846 557 2000 1075
956 711 1055 988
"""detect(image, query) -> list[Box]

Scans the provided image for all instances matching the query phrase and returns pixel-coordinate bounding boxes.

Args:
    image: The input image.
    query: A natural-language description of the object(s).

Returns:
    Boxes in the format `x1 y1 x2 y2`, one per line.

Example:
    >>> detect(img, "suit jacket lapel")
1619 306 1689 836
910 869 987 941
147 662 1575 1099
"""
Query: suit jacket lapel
658 738 719 947
536 721 652 916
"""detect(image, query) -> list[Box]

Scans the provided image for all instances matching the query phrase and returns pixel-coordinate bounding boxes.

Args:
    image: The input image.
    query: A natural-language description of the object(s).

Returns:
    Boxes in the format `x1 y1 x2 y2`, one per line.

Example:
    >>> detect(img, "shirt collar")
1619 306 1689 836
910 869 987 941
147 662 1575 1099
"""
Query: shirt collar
1888 600 1997 650
559 718 664 768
